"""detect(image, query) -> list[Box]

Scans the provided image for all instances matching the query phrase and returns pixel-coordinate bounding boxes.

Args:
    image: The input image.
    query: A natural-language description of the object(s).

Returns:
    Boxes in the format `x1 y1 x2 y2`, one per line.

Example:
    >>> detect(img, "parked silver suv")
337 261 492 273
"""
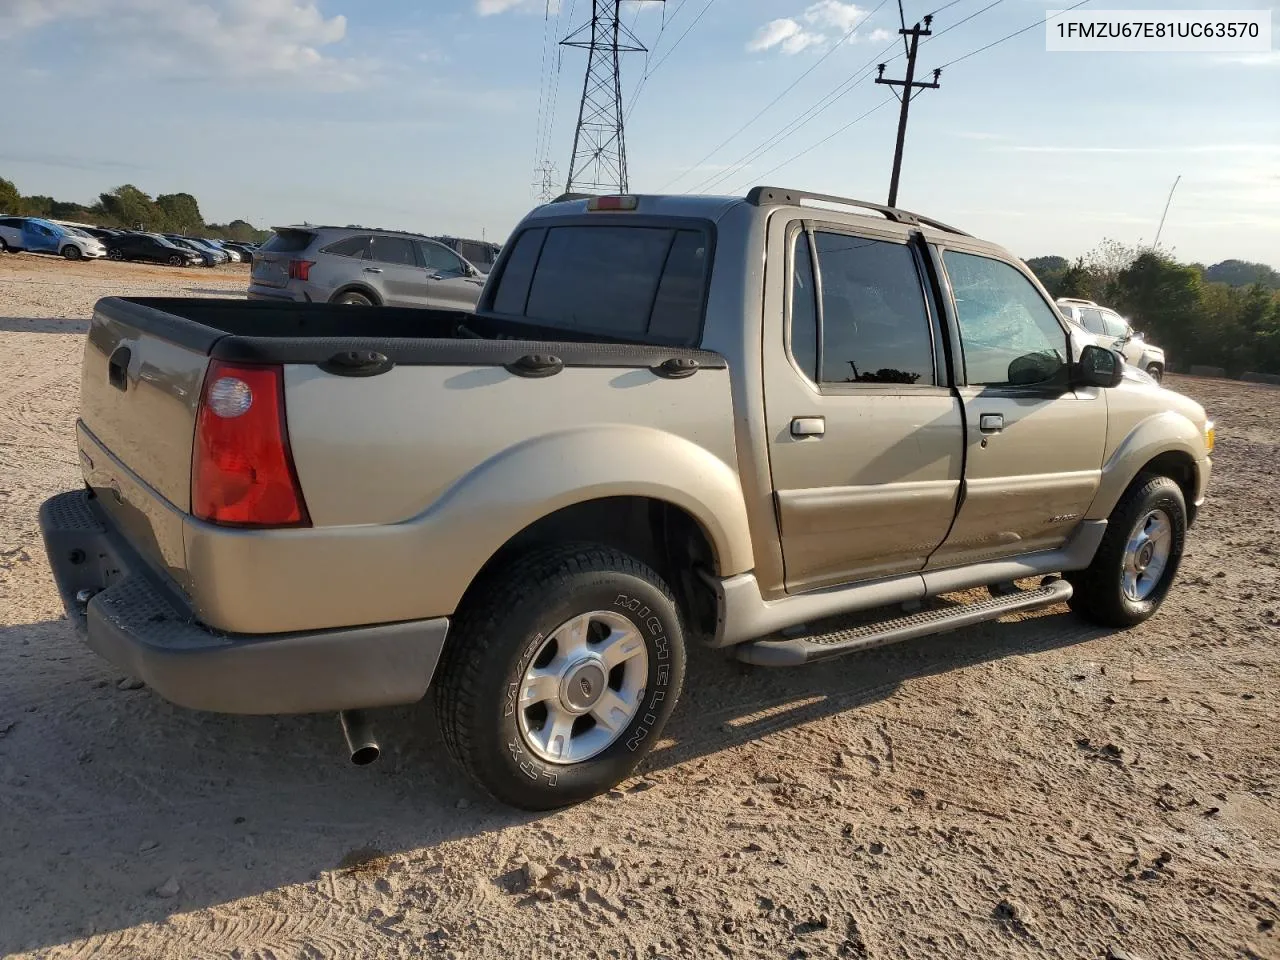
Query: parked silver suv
1056 298 1167 382
248 226 486 310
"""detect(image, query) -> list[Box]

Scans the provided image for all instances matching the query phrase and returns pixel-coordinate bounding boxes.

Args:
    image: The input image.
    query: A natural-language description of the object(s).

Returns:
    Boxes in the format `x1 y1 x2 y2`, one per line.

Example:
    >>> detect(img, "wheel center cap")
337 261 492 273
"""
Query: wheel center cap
1136 542 1155 570
560 660 607 714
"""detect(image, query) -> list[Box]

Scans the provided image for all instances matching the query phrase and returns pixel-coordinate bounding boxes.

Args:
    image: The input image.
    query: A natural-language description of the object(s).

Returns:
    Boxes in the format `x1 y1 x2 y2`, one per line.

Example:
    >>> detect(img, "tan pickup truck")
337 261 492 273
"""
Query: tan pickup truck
40 187 1214 809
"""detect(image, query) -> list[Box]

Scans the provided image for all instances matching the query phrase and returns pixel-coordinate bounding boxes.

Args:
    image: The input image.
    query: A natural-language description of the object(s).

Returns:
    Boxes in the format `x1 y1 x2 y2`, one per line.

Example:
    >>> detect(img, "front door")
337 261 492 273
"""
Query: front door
22 221 59 253
366 235 428 307
764 219 965 593
415 240 485 310
928 246 1107 568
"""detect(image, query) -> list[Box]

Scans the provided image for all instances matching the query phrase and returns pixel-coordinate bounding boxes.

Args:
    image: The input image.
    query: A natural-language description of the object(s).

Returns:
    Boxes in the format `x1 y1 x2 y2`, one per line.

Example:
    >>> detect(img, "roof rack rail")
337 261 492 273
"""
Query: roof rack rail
744 186 972 237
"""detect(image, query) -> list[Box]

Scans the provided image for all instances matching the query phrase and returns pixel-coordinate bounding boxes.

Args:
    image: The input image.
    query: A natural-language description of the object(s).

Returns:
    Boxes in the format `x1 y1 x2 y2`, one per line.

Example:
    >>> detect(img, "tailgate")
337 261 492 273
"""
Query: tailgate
251 227 316 289
79 300 215 581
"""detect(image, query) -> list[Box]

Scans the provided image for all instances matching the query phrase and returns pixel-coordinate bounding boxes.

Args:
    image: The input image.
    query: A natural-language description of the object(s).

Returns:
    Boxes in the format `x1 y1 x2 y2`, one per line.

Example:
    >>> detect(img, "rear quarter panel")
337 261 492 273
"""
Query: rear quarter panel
179 362 751 635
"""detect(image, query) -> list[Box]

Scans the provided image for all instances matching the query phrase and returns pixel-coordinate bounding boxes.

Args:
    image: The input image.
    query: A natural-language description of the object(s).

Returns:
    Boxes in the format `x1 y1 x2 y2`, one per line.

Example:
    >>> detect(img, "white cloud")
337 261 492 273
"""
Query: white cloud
804 1 866 33
748 2 886 56
747 18 825 54
476 0 558 14
868 27 894 42
0 0 362 87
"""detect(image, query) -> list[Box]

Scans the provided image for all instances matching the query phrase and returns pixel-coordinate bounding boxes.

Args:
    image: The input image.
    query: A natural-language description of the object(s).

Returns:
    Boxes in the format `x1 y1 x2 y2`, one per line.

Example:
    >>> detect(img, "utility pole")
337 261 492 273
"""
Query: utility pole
875 15 940 208
562 0 662 195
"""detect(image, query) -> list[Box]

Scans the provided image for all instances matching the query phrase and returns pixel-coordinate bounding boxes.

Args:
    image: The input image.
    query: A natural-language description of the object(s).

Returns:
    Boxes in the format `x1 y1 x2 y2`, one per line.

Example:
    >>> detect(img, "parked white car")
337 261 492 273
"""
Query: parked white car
0 217 107 260
1056 298 1167 382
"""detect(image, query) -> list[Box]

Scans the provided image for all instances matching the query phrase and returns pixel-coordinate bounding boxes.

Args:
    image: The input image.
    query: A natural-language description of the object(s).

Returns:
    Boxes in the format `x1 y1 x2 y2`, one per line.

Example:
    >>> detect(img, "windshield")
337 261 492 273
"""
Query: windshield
150 235 179 248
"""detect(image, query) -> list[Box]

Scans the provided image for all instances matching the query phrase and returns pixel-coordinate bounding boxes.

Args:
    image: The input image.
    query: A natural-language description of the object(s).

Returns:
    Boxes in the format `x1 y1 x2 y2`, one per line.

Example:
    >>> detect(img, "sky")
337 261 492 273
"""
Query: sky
2 0 1277 265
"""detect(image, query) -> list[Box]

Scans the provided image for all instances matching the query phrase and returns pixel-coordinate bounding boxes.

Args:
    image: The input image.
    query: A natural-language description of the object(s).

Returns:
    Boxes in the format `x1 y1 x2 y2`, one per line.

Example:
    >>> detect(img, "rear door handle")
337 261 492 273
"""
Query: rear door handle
791 417 825 438
979 413 1004 433
363 267 383 274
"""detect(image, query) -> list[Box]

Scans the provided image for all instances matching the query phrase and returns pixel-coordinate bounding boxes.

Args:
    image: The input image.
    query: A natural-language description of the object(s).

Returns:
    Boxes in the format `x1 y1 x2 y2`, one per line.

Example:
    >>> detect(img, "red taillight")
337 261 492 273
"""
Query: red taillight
586 195 638 212
288 259 315 281
192 361 310 527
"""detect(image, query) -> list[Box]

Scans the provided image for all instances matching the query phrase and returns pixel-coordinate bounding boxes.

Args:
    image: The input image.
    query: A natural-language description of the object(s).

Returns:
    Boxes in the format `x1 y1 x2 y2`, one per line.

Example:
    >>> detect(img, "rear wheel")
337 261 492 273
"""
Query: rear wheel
1066 473 1186 627
0 239 9 253
1145 363 1163 383
61 245 82 261
435 544 686 810
335 291 373 306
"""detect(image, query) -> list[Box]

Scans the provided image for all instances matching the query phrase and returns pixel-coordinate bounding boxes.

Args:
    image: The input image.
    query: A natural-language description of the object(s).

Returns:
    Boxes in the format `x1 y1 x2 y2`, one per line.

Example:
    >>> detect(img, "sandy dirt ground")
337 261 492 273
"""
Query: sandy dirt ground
1 253 1277 960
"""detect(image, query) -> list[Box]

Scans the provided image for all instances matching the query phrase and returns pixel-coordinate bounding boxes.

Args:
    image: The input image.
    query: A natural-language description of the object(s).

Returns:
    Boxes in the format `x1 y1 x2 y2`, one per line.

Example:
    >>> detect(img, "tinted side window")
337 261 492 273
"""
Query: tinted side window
789 234 818 379
419 241 466 274
492 228 546 316
458 241 487 264
369 235 417 266
320 236 370 258
813 232 934 385
943 250 1067 387
1100 310 1128 337
1079 307 1107 334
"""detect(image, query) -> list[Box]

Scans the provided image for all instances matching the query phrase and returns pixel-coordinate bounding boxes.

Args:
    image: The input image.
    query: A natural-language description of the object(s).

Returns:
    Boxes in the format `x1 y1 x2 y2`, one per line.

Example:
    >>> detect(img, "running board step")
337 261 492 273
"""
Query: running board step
734 579 1073 666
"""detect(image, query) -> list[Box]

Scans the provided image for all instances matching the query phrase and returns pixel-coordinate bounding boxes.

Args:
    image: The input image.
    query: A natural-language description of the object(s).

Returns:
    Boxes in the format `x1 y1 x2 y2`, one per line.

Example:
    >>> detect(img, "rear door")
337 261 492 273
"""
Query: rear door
764 217 965 592
415 239 485 309
927 246 1106 567
252 228 316 290
365 235 424 307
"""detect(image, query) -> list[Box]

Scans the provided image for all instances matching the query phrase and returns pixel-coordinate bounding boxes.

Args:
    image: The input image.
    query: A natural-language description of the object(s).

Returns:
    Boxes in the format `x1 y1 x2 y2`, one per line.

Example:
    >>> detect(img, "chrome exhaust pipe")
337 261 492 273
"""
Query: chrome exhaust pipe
339 710 380 766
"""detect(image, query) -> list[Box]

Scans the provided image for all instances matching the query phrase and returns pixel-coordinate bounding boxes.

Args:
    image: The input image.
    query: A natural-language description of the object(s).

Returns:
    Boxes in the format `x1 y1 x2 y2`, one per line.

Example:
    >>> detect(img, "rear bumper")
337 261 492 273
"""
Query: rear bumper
38 489 449 715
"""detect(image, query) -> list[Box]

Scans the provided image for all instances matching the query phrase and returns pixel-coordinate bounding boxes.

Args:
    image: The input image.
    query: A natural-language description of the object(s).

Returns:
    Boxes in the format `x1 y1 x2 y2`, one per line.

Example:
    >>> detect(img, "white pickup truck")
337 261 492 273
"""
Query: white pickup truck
40 188 1213 809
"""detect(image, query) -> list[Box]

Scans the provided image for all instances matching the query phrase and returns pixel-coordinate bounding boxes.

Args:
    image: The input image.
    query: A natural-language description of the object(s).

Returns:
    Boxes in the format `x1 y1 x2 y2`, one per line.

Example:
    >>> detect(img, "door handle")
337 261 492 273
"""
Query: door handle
790 417 825 438
979 413 1004 433
363 267 383 274
107 346 131 392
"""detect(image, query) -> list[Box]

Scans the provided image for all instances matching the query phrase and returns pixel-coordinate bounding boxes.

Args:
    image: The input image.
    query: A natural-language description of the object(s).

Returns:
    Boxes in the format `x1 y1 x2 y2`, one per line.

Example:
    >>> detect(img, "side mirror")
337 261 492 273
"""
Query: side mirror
1075 344 1123 388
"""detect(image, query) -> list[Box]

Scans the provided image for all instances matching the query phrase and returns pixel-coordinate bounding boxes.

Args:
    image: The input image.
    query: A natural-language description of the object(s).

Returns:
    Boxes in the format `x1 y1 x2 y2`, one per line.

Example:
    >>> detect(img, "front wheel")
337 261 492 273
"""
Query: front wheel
1146 364 1163 383
167 254 184 266
1066 474 1186 627
435 544 687 810
61 245 82 261
107 249 124 261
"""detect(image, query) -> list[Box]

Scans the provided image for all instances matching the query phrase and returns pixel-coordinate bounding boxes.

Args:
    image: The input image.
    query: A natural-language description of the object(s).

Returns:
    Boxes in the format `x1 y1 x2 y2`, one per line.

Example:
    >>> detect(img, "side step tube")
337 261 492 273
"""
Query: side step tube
735 579 1073 666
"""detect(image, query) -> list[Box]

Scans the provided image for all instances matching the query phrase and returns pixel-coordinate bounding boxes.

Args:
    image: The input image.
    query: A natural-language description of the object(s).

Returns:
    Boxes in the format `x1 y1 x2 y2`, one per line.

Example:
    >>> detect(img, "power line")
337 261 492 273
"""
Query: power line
622 0 683 120
531 0 558 177
727 97 898 194
936 0 1092 68
687 37 902 194
625 0 714 122
924 0 1003 42
657 0 891 191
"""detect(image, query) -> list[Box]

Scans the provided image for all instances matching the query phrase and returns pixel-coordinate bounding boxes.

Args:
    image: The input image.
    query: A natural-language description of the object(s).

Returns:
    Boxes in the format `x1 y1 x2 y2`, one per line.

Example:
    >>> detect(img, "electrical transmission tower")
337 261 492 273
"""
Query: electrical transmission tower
533 160 559 203
562 1 663 195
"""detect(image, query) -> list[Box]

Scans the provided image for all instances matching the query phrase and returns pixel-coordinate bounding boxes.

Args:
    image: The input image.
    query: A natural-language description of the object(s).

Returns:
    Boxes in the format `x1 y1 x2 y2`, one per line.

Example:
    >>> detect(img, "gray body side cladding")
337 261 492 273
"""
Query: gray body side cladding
39 489 449 715
706 520 1106 648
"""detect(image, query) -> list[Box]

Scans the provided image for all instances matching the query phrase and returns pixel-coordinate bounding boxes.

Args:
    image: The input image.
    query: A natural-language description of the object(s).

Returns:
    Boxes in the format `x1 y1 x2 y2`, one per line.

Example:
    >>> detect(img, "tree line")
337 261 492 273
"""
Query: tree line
1027 242 1280 376
0 175 270 243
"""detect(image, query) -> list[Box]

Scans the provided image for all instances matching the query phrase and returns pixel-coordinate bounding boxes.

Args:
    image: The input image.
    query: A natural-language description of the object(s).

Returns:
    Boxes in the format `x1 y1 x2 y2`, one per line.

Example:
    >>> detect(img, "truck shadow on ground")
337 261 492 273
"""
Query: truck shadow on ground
0 316 90 335
0 608 1109 954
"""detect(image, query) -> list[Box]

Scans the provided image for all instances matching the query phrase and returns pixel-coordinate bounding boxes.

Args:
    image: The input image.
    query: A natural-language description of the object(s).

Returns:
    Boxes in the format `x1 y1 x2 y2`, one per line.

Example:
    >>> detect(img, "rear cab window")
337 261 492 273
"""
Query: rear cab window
484 220 712 346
